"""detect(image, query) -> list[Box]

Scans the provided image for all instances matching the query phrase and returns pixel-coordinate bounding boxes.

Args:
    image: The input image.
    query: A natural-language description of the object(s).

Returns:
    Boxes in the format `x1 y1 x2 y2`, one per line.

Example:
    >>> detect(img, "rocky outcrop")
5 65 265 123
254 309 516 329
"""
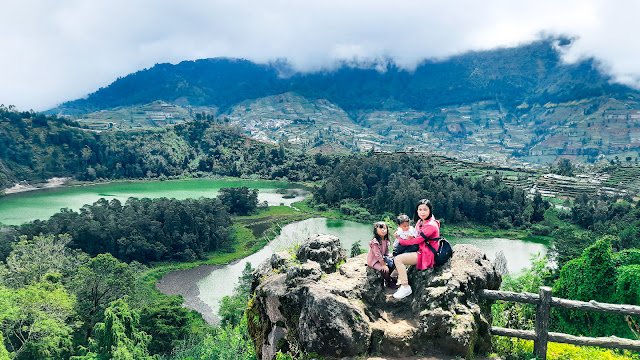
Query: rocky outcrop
248 234 501 360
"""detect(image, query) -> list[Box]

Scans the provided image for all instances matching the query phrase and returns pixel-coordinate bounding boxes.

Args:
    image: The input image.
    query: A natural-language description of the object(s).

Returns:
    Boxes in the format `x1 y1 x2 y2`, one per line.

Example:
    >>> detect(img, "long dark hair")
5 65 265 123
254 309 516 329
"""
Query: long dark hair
413 198 434 223
373 221 389 243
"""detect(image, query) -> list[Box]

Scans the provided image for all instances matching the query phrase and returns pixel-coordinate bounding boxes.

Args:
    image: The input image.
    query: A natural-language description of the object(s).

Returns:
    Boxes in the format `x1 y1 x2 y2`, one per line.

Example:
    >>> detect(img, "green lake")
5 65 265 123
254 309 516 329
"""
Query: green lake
0 178 310 225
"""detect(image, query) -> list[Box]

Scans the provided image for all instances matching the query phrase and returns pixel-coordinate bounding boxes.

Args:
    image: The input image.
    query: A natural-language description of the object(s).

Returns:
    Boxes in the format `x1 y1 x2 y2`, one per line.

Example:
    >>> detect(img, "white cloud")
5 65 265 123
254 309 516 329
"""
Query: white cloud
0 0 639 111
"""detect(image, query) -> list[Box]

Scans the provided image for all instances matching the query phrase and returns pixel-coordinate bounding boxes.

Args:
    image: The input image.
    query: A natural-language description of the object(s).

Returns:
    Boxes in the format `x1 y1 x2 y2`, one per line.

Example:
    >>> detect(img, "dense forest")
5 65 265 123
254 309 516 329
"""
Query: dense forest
0 233 204 359
311 153 549 228
0 106 336 190
54 38 632 116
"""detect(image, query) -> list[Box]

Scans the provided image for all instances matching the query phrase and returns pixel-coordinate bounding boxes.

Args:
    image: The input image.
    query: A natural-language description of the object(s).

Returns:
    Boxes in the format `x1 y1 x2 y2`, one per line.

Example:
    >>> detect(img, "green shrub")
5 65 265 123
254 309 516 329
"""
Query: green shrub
492 254 549 332
529 223 551 236
162 317 255 360
546 343 640 360
615 249 640 267
490 338 536 360
553 236 632 338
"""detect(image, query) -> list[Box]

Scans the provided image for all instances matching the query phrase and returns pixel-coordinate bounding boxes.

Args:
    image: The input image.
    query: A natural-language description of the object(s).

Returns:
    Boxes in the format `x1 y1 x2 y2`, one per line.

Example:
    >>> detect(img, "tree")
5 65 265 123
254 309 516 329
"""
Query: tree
0 281 76 360
138 297 202 355
0 331 9 360
493 250 509 275
237 262 254 296
0 229 17 263
74 298 152 360
553 237 623 337
555 158 575 177
531 192 548 223
164 318 255 360
1 234 86 288
549 226 592 269
217 187 259 215
218 295 249 327
72 254 135 341
350 242 364 257
218 262 254 326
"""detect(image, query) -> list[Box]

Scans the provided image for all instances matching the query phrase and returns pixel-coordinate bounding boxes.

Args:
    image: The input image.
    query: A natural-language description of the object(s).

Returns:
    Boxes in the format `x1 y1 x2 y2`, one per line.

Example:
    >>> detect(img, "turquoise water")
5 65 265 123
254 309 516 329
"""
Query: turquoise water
0 178 310 225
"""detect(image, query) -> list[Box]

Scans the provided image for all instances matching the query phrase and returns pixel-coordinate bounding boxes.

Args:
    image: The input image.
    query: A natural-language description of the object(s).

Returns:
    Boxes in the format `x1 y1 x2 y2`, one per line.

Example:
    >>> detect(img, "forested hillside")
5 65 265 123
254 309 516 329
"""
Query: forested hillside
312 153 549 228
56 39 627 114
0 106 335 190
47 38 640 166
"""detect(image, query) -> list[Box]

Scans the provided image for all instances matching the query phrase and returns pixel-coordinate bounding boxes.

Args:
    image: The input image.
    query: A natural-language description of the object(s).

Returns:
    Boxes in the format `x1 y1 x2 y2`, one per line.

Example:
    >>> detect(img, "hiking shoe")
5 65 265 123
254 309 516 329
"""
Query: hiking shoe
393 285 412 299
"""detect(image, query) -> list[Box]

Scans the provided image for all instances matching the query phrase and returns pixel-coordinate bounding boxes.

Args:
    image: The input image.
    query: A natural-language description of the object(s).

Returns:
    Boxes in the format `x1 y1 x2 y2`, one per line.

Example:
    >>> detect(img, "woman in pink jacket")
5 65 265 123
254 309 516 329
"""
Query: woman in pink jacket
367 221 398 288
393 199 440 299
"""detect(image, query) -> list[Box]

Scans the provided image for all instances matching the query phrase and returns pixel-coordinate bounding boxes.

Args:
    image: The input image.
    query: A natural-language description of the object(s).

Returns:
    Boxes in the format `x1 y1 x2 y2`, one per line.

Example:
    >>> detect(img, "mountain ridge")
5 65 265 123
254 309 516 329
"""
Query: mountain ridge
53 38 631 114
49 38 640 166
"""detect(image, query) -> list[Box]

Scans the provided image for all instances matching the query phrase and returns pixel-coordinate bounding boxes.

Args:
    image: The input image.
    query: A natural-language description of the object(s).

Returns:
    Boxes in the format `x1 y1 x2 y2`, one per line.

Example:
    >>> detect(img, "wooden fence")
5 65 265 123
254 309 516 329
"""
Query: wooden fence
479 286 640 360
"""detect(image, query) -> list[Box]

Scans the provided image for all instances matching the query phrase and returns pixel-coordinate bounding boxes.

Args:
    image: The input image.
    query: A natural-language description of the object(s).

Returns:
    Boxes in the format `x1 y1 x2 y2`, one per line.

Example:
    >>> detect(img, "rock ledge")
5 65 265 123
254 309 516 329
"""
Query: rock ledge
248 234 501 360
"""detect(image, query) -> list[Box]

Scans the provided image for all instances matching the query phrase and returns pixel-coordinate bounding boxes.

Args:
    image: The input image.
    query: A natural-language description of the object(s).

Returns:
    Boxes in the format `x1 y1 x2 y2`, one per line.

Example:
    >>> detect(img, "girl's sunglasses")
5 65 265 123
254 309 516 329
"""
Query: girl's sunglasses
375 224 387 229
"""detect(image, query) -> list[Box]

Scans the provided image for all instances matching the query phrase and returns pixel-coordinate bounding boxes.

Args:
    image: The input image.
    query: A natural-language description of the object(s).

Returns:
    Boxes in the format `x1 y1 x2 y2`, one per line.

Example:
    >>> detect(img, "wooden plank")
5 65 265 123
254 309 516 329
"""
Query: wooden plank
534 287 552 360
547 332 640 351
479 289 540 305
490 327 536 340
551 297 640 317
491 328 640 351
480 289 640 316
484 287 640 353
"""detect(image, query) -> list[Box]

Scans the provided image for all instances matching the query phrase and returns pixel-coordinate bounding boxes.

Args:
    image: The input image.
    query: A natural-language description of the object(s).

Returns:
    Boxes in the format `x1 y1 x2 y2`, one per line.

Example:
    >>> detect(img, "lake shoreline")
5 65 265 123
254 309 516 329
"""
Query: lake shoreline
0 177 313 225
1 175 312 197
3 177 72 194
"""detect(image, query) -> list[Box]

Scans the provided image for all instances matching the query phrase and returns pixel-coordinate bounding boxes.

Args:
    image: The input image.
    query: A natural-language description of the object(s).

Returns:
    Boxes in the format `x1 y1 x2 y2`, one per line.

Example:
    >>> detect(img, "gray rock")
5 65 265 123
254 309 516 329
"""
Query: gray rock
248 236 501 360
296 234 347 273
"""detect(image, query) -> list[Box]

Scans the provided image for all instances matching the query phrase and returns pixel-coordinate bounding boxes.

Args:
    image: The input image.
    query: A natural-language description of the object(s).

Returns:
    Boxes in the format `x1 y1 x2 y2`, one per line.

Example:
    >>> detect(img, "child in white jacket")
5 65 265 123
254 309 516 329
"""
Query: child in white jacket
392 214 419 257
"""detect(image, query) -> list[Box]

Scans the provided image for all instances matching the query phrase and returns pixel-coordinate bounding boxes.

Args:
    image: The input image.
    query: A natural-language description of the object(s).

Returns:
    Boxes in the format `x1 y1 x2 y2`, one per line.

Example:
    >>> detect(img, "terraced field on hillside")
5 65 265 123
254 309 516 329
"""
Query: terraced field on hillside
431 157 640 201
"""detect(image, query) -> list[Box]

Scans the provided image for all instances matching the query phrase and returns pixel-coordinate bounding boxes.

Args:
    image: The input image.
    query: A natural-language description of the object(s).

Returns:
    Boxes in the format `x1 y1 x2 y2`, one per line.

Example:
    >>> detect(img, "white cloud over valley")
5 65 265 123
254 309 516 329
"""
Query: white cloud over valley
1 0 639 111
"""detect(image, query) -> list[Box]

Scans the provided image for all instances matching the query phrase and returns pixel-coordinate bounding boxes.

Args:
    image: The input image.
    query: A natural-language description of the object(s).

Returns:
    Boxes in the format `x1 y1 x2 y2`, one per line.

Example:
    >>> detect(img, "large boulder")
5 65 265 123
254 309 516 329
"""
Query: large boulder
248 234 501 360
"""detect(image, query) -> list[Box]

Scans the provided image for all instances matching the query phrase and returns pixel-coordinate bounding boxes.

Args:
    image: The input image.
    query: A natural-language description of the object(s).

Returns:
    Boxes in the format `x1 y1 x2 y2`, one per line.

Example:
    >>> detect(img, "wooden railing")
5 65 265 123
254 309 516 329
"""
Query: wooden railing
479 286 640 360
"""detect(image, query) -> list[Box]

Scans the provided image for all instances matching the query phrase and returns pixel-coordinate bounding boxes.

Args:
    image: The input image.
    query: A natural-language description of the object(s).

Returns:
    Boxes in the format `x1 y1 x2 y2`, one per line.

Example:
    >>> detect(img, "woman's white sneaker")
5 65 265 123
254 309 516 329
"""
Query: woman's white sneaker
393 285 412 299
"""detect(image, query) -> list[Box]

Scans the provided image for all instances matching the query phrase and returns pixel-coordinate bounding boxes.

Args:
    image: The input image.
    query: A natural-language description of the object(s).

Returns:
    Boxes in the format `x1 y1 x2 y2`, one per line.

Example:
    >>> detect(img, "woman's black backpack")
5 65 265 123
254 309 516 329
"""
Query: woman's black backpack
421 233 454 266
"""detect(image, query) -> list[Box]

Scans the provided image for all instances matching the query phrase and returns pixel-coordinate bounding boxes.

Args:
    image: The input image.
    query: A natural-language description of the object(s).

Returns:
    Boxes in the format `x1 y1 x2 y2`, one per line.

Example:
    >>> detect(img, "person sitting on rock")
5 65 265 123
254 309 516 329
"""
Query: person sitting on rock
367 221 398 289
393 198 440 299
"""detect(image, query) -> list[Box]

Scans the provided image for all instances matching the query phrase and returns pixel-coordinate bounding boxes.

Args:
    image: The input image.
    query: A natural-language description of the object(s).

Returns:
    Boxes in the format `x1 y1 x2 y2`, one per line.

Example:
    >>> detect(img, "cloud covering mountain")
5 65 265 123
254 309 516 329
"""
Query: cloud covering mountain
1 0 639 111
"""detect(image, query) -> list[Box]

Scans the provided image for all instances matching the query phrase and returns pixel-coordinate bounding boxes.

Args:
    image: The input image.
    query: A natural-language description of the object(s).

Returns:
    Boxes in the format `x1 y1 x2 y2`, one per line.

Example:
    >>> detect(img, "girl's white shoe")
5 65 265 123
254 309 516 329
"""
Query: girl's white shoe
393 285 412 299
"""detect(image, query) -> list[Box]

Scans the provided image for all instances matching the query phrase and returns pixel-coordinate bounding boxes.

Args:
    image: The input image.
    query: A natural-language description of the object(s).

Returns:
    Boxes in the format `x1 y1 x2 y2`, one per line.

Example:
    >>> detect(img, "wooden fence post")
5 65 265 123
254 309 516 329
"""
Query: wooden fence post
534 286 552 360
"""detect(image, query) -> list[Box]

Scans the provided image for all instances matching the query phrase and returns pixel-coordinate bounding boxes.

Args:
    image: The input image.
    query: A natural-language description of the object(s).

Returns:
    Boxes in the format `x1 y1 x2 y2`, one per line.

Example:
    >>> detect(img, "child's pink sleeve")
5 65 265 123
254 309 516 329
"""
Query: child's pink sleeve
369 240 384 264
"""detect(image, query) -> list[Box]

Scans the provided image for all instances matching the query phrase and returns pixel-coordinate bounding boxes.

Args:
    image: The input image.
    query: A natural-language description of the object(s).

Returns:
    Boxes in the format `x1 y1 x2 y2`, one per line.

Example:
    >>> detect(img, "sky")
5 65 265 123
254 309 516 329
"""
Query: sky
1 0 639 111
